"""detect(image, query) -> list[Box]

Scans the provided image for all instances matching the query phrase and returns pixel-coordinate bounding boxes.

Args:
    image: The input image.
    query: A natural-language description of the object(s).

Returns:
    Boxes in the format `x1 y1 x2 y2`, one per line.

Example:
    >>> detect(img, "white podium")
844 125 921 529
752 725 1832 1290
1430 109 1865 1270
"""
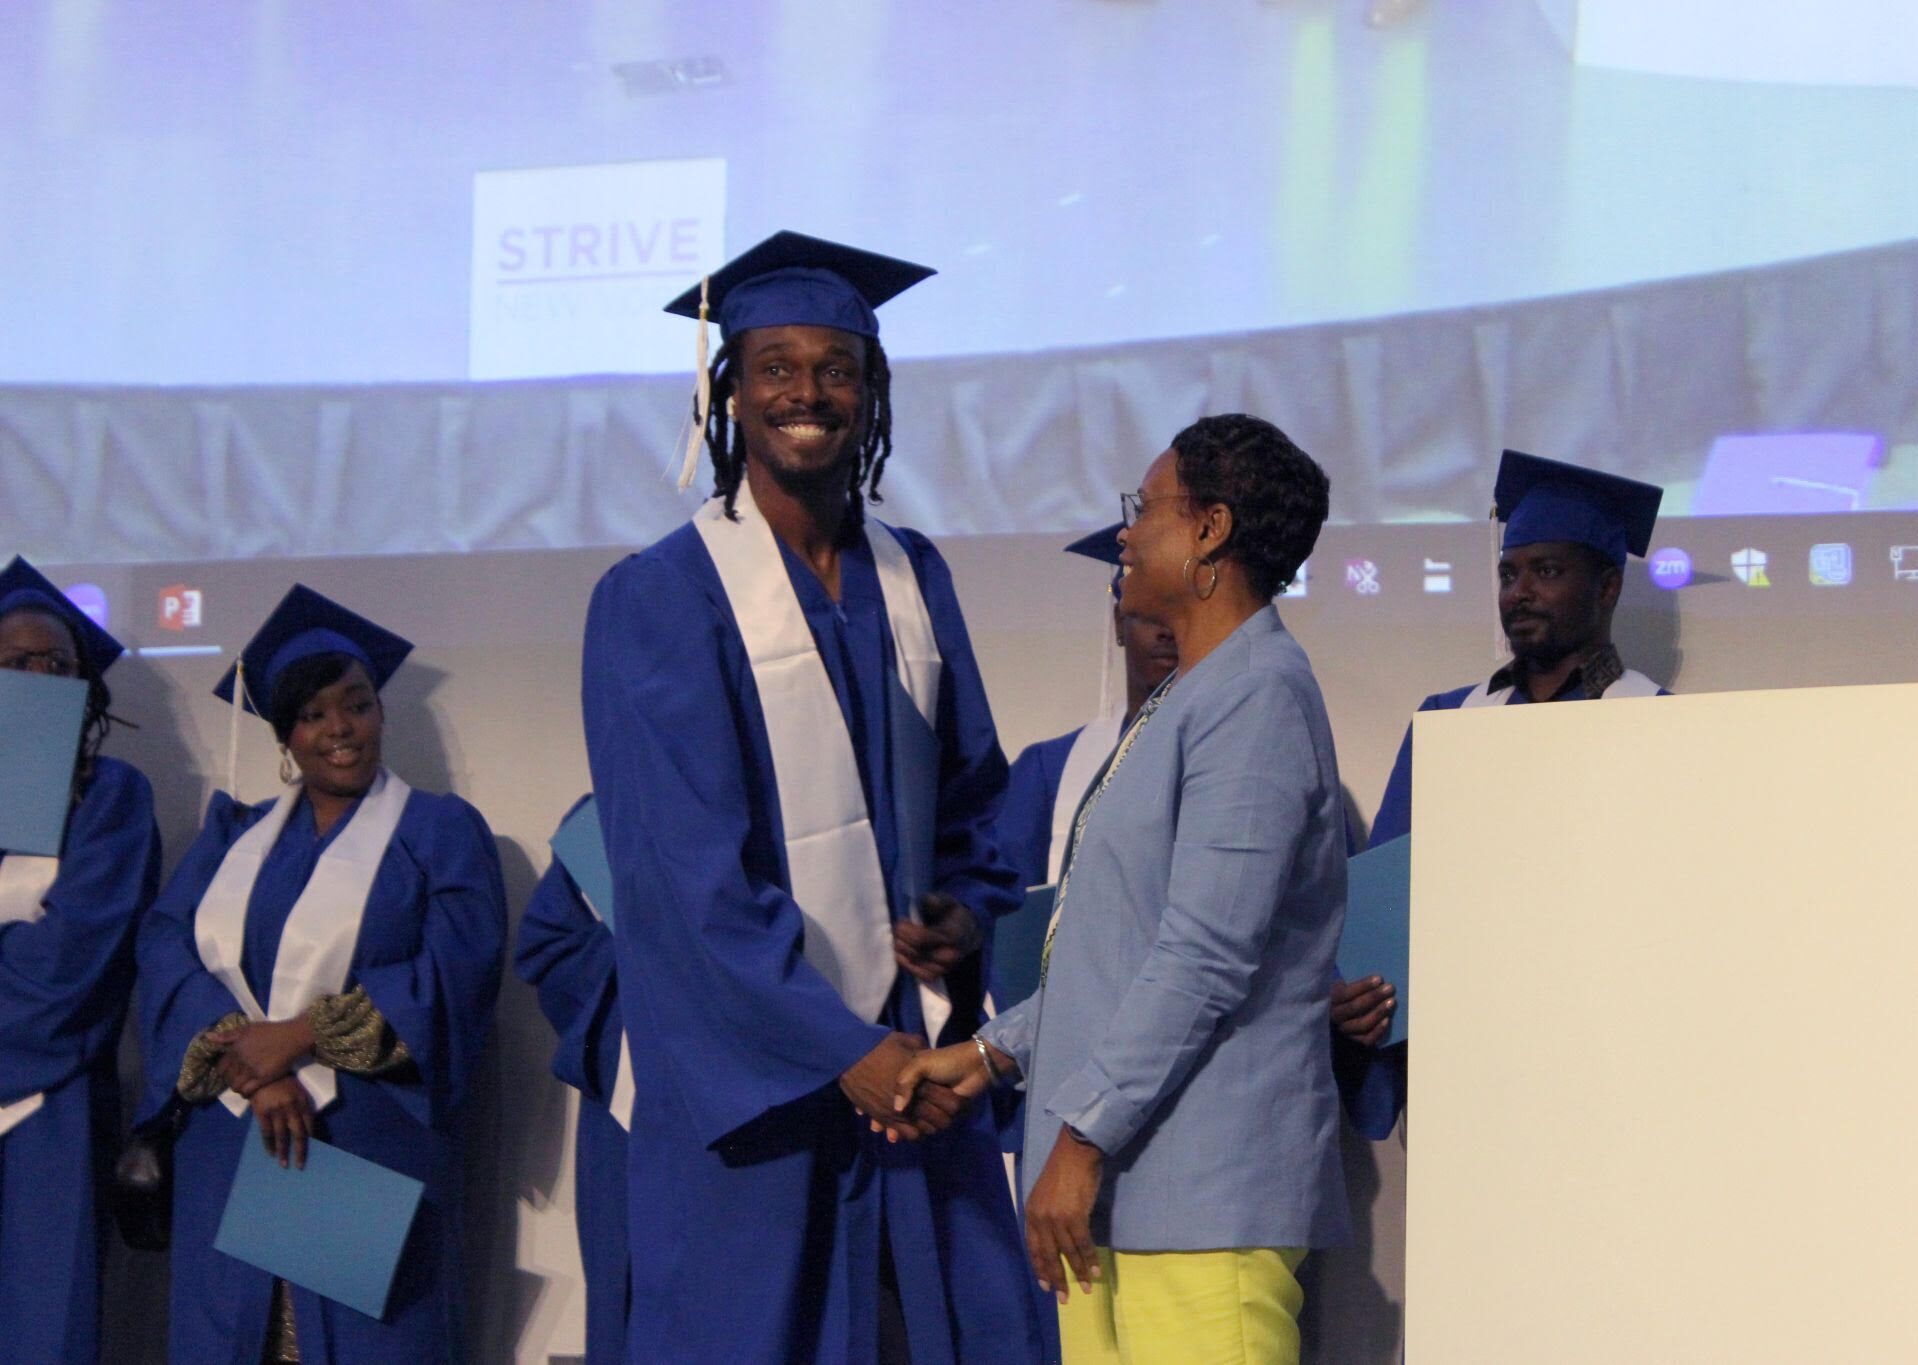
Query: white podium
1406 683 1918 1363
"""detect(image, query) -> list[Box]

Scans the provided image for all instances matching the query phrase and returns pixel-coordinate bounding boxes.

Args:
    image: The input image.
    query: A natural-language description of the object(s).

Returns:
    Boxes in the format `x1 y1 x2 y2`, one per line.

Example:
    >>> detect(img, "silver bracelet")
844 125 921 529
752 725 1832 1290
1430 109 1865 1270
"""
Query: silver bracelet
973 1035 1002 1087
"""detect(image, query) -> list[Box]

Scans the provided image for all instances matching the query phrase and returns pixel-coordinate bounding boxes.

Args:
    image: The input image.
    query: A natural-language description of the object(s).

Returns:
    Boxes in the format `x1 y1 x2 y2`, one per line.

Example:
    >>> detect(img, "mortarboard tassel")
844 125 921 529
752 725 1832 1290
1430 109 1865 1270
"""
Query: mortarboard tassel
225 658 245 798
676 277 713 493
1488 501 1507 665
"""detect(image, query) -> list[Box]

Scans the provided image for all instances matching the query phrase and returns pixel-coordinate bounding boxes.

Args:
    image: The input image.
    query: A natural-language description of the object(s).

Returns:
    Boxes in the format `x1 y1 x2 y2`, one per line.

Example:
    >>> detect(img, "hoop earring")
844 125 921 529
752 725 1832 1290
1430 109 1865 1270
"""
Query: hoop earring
278 747 296 786
1184 556 1220 601
725 395 737 420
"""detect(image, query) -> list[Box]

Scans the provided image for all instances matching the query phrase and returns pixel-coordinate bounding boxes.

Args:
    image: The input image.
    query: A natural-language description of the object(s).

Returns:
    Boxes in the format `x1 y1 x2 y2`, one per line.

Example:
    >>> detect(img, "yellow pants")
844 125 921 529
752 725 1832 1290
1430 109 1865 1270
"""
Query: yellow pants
1056 1246 1308 1365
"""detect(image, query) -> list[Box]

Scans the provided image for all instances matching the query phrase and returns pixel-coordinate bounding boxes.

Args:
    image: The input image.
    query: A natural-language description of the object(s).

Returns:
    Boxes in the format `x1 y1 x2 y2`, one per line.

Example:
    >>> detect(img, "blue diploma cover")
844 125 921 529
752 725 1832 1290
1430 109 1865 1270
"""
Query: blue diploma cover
550 796 616 927
0 670 88 856
1336 834 1411 1048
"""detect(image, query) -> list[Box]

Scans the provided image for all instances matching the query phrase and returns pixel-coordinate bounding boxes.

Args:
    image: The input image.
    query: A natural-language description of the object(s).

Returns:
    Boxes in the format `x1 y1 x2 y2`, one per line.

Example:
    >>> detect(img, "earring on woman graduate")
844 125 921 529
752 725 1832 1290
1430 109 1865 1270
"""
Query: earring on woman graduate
278 746 296 786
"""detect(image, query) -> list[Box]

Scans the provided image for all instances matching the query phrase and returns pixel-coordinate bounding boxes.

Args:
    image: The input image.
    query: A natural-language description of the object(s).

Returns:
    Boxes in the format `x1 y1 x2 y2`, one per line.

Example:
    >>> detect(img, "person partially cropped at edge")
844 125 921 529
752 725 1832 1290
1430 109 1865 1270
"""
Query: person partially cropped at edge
895 415 1352 1365
514 795 630 1365
1332 451 1668 1140
134 585 506 1364
0 557 162 1365
581 232 1041 1363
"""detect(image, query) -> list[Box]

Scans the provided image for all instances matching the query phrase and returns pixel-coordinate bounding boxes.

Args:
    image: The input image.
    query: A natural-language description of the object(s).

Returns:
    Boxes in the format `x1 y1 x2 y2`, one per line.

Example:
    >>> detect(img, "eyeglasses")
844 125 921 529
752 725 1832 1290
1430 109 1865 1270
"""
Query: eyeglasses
0 648 80 676
1119 491 1189 528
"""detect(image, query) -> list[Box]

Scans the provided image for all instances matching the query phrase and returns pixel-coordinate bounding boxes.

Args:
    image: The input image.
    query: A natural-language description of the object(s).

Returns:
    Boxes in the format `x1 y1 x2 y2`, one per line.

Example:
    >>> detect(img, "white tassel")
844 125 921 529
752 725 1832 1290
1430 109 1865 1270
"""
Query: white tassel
676 276 712 492
225 658 244 798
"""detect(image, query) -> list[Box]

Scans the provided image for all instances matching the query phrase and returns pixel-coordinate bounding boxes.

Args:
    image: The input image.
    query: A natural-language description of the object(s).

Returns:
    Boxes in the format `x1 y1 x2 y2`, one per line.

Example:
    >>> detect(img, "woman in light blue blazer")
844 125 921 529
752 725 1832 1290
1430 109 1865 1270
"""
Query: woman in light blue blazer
895 414 1350 1364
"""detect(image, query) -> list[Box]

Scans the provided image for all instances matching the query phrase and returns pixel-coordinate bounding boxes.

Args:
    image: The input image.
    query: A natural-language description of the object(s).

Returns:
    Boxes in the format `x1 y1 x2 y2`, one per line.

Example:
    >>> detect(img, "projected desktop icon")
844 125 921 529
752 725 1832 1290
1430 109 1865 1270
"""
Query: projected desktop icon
1648 548 1692 591
1344 559 1381 596
62 584 110 630
1891 547 1918 583
1281 561 1309 599
1422 559 1453 594
1730 549 1770 587
1809 543 1853 587
159 585 204 630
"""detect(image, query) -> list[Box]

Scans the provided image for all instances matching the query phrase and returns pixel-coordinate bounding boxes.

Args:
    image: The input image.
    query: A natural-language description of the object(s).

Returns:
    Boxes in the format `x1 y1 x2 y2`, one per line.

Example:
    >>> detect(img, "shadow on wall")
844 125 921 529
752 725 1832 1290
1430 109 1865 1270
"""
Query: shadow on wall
1613 569 1684 690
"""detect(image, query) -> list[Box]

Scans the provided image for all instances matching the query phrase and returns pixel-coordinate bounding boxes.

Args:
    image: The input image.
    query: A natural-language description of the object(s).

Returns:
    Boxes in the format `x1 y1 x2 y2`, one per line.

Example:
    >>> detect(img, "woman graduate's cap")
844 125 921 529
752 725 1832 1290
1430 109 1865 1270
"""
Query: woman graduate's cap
1064 522 1126 596
0 555 125 673
1493 450 1664 567
663 231 935 491
213 584 412 716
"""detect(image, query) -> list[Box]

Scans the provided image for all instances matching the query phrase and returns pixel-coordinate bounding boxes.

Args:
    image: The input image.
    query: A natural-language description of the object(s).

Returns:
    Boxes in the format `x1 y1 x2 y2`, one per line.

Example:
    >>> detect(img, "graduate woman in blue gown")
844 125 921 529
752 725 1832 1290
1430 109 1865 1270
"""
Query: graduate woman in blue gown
514 795 630 1365
0 557 162 1365
135 585 505 1365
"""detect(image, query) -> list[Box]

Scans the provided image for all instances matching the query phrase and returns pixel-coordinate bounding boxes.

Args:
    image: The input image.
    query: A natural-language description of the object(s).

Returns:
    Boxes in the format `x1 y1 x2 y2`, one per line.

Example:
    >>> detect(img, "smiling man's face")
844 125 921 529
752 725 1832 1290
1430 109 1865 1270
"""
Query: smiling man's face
733 324 867 492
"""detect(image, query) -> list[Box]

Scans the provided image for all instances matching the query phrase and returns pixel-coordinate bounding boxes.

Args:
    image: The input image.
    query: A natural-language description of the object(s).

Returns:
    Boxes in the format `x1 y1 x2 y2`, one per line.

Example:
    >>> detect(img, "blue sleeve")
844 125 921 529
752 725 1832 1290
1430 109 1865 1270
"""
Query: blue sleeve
582 552 888 1148
1368 721 1417 849
1045 666 1332 1155
896 530 1023 927
514 854 622 1103
975 992 1038 1077
997 741 1057 893
355 793 507 1129
0 759 160 1104
133 792 257 1122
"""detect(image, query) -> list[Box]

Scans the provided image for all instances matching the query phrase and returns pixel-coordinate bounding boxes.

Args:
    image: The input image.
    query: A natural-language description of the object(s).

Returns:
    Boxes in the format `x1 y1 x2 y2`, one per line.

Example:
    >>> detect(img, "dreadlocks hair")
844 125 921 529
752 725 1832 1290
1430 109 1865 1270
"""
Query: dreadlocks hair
699 334 896 539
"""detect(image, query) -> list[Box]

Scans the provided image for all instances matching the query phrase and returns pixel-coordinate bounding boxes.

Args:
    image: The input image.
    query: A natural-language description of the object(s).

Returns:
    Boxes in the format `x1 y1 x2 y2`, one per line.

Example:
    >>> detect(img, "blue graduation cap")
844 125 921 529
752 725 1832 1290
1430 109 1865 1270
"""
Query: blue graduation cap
663 230 935 343
1064 522 1125 596
1494 451 1664 567
0 555 125 673
214 584 412 717
664 230 935 491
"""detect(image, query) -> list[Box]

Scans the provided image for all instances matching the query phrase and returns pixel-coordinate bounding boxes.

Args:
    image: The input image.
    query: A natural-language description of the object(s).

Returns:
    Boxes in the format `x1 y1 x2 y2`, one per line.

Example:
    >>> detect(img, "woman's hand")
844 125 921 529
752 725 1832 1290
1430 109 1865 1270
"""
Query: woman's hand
219 1017 318 1098
251 1076 315 1170
879 1040 1009 1144
1026 1126 1105 1303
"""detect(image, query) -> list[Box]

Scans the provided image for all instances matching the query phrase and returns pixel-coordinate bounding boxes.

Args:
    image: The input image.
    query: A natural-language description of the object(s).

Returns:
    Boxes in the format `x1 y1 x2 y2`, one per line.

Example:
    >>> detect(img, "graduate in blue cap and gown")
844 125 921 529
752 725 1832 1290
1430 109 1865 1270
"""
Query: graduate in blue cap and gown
582 231 1042 1363
1334 451 1668 1139
996 525 1176 1009
513 795 630 1365
0 556 162 1365
134 584 505 1364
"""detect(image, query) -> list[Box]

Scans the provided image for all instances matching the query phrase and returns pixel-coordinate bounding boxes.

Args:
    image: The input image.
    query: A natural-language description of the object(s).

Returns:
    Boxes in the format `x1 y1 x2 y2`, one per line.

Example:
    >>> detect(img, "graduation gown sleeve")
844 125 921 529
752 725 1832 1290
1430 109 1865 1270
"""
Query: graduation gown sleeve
893 530 1023 929
514 850 623 1103
351 792 506 1127
0 757 160 1103
132 791 260 1123
581 547 890 1148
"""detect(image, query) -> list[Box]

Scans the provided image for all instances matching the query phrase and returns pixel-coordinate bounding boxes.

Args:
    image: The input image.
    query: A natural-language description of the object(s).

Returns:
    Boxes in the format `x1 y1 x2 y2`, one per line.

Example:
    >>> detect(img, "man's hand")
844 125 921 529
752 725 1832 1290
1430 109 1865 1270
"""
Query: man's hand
879 1038 1012 1144
251 1076 314 1170
893 893 983 983
839 1032 964 1140
219 1016 318 1098
1026 1126 1104 1303
1331 976 1396 1048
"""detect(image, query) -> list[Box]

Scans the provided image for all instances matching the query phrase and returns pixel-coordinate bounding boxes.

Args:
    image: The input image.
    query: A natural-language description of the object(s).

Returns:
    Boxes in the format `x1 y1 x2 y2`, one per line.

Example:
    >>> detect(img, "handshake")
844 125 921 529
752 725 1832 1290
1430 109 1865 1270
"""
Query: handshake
839 1031 1015 1143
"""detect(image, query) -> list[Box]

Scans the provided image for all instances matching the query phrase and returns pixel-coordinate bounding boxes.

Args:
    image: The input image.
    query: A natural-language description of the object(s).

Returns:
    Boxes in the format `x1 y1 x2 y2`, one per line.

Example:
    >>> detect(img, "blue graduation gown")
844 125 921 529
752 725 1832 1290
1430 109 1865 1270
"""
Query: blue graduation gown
513 826 629 1365
582 519 1041 1365
135 785 505 1365
1343 677 1670 1139
994 729 1079 1009
0 756 160 1365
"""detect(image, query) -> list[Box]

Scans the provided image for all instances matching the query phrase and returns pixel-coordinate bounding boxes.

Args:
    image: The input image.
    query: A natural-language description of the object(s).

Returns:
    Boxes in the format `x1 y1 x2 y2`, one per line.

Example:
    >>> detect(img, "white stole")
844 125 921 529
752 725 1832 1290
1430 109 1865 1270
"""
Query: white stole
1461 668 1663 709
572 883 636 1134
1045 714 1124 885
694 482 951 1043
194 769 412 1117
0 854 59 1137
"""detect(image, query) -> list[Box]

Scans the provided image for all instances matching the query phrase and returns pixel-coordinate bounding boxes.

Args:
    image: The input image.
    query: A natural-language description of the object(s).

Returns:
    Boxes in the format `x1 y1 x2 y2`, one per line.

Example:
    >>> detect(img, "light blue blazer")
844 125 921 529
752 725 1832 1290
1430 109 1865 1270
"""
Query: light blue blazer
981 606 1351 1251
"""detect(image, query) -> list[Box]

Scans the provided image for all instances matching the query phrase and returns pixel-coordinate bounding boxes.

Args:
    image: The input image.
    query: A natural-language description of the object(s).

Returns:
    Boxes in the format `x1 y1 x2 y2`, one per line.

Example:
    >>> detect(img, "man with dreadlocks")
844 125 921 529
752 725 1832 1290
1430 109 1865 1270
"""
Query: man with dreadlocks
581 233 1041 1364
0 555 162 1364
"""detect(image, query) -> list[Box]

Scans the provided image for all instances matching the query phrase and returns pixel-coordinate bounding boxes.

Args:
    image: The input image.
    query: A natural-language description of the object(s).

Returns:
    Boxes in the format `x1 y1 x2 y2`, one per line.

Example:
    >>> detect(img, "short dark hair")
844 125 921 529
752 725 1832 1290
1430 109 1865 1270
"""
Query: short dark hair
267 651 363 744
1171 414 1329 599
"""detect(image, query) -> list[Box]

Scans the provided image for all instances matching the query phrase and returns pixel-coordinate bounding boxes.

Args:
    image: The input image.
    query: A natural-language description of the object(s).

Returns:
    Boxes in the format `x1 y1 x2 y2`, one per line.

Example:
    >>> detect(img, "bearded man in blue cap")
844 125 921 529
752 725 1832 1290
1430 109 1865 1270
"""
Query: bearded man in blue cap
1333 450 1669 1140
581 232 1041 1363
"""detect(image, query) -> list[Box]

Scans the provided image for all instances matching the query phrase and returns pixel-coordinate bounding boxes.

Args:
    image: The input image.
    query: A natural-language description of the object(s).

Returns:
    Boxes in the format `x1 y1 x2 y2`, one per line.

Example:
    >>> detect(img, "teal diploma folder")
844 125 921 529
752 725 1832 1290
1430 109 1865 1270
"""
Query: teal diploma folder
0 670 88 856
1336 834 1411 1048
550 796 615 927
